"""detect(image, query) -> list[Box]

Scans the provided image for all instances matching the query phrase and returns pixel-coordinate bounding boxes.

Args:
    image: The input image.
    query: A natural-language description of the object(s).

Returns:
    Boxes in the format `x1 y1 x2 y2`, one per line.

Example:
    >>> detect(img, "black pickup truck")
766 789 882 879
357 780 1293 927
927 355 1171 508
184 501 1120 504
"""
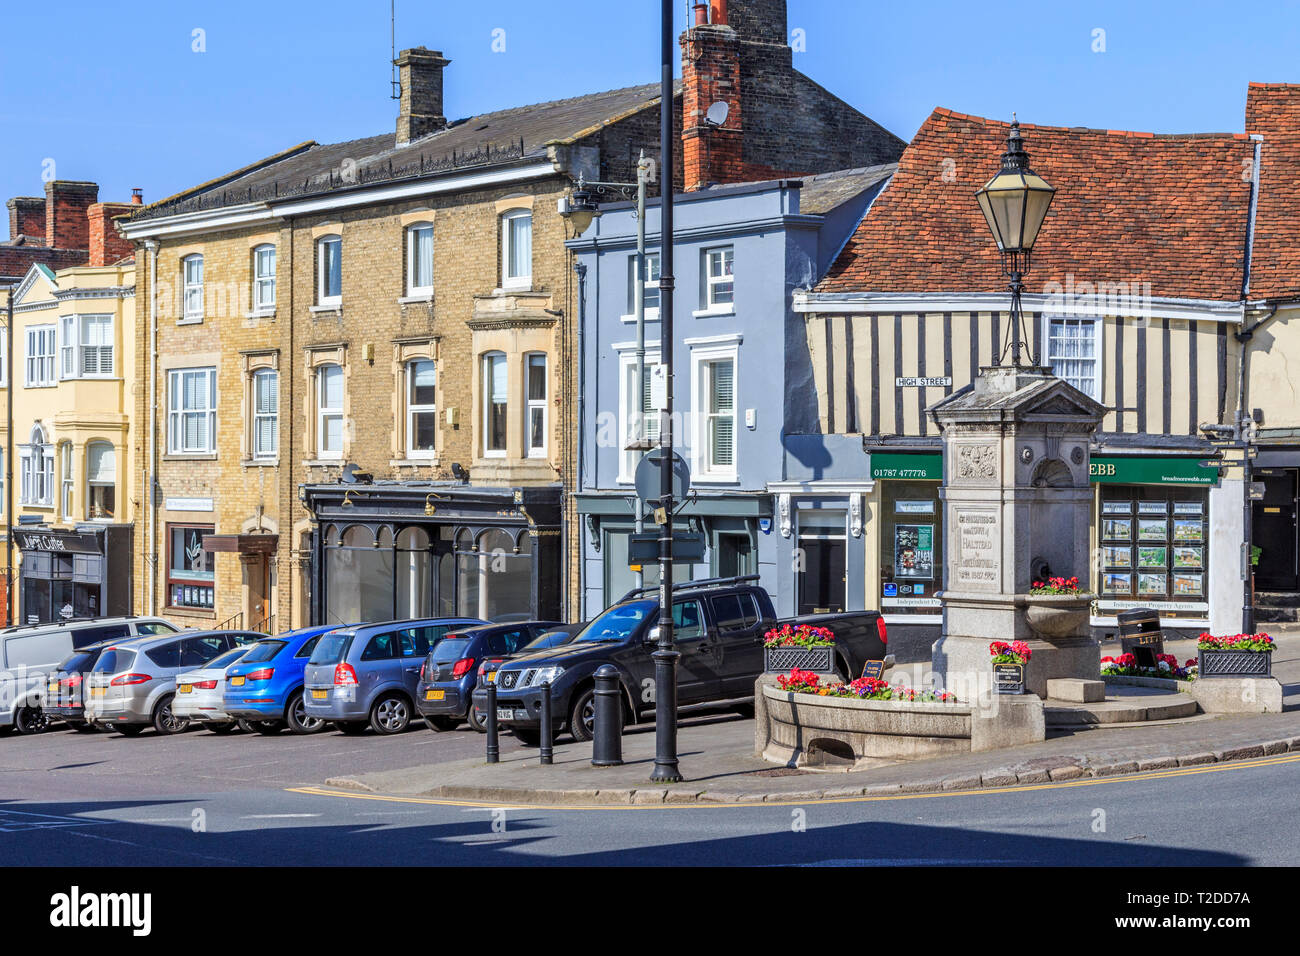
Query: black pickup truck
477 575 888 745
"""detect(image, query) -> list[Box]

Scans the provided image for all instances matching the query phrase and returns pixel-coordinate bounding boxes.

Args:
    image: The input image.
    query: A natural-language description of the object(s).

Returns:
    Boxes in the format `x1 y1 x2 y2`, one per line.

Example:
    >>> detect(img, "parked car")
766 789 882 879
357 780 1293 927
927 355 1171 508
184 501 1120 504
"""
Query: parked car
472 623 583 731
1 616 178 735
84 630 264 736
481 575 888 745
172 645 255 732
302 617 486 735
416 621 561 732
222 625 344 735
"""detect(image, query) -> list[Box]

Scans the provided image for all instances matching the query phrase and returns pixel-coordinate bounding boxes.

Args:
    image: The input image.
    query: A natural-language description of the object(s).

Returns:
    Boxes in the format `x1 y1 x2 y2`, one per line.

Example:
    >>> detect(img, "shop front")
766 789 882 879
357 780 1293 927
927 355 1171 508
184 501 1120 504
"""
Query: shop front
301 482 561 627
14 524 134 625
1090 452 1221 636
1252 441 1300 601
868 450 944 626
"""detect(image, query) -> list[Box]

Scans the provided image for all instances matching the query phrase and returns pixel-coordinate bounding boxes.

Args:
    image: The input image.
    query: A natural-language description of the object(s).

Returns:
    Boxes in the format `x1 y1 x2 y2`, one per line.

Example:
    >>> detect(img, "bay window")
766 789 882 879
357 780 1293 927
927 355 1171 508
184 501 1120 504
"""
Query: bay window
20 424 54 505
483 352 507 456
61 314 113 378
86 441 115 520
406 360 437 458
525 352 547 458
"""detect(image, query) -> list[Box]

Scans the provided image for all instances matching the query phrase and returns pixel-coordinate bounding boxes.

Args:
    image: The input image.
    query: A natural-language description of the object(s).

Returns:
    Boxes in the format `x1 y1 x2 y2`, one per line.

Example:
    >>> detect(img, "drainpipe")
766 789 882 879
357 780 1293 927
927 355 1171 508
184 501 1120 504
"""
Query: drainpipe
145 239 159 615
4 283 13 626
574 257 588 619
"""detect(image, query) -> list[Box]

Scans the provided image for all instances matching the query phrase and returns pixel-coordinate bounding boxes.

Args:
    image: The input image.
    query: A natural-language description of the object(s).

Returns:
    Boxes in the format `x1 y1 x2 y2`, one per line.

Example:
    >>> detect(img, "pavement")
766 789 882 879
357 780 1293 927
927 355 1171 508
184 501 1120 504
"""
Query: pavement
324 628 1300 806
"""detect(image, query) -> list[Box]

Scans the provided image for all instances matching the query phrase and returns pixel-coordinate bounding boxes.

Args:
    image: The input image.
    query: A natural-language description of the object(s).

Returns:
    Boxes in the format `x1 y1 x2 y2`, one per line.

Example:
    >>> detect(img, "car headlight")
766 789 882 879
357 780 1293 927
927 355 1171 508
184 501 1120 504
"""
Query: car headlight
525 666 565 687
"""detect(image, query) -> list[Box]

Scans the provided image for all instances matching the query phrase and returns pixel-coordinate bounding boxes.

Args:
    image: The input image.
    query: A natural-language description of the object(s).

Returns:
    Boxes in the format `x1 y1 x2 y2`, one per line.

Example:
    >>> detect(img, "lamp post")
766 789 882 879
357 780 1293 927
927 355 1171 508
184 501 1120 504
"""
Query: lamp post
975 114 1056 367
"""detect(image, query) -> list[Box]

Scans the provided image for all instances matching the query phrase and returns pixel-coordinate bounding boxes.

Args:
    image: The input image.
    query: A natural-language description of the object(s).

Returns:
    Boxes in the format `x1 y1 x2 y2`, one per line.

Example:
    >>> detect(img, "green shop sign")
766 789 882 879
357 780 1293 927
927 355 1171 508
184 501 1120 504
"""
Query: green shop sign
1088 456 1220 487
870 453 943 481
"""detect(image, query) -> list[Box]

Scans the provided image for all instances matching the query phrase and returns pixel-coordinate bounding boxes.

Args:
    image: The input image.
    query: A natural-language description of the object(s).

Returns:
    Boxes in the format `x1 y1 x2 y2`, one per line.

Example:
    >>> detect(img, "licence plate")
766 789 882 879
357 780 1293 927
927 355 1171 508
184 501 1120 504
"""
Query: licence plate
48 680 58 695
230 676 245 687
487 672 497 683
90 687 106 698
497 708 522 721
178 684 192 694
425 690 445 701
311 689 327 700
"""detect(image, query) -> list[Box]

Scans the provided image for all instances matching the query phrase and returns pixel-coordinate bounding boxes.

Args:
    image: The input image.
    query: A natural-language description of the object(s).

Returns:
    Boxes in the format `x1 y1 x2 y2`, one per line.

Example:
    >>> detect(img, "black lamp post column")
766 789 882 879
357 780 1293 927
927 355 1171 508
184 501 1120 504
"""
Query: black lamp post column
650 0 682 784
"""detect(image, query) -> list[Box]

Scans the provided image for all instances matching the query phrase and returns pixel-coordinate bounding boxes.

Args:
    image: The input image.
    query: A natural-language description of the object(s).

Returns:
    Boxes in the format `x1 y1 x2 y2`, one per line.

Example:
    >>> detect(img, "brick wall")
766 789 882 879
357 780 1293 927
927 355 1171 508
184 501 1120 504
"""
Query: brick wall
44 181 98 250
7 197 44 240
88 203 136 266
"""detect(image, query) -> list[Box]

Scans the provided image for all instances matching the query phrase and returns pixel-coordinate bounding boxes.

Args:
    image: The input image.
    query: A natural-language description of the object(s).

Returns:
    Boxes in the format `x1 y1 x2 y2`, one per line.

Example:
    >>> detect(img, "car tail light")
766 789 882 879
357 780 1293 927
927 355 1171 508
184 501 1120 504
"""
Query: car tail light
110 673 151 686
195 680 218 690
420 660 429 681
451 657 476 678
245 668 274 682
63 676 83 688
334 663 359 686
876 615 888 646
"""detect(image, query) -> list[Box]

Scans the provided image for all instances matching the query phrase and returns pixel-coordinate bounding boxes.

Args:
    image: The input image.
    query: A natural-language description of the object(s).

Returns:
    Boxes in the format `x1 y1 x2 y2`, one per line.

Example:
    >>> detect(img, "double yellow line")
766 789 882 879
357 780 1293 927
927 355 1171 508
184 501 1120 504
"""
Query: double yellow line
286 751 1300 811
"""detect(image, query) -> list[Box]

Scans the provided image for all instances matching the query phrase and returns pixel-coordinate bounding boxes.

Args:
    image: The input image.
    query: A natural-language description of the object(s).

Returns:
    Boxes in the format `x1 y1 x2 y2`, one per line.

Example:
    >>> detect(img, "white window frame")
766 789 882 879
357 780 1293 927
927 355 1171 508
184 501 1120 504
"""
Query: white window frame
182 254 204 322
1042 314 1102 401
85 441 115 521
316 364 344 459
25 325 56 387
482 351 508 458
60 314 114 379
406 223 434 296
702 246 735 313
317 236 342 306
252 244 276 313
251 368 278 460
0 335 7 387
167 367 217 455
624 252 661 322
617 351 664 483
20 425 54 506
501 210 532 291
405 360 437 459
524 352 548 459
691 344 738 482
60 441 73 520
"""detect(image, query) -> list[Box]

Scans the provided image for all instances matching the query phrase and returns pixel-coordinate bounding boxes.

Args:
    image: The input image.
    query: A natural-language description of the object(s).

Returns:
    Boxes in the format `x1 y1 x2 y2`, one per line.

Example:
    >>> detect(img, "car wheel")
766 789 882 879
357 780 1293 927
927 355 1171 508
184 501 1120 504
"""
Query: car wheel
511 727 541 747
466 705 487 734
209 721 240 735
254 720 285 735
369 694 412 735
236 719 256 733
568 687 596 743
285 691 326 734
115 724 146 737
14 705 49 735
425 715 460 732
152 695 189 735
334 721 367 735
69 720 99 733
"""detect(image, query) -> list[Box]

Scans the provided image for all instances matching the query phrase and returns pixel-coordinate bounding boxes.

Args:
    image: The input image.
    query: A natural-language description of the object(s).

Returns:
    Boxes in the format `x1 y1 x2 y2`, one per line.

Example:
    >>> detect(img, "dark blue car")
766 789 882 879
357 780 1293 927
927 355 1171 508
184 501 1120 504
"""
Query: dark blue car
416 621 560 732
223 625 342 735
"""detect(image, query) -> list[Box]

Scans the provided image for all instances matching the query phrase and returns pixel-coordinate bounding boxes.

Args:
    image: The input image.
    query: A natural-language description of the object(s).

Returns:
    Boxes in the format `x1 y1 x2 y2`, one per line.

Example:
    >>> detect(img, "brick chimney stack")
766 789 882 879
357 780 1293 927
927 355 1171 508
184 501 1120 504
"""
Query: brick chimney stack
681 4 744 190
45 180 98 250
395 47 451 146
7 197 45 241
87 202 136 266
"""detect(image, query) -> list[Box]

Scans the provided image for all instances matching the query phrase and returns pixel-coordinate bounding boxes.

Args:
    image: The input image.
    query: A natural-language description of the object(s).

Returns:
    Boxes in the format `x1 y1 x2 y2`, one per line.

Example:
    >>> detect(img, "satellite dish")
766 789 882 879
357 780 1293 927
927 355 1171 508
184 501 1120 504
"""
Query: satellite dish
705 101 730 127
634 449 691 511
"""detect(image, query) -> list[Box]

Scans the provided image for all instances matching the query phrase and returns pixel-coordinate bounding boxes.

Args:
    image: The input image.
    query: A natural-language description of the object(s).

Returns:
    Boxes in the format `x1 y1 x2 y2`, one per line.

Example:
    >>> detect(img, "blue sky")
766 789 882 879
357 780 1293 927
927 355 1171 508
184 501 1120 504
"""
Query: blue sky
2 0 1299 214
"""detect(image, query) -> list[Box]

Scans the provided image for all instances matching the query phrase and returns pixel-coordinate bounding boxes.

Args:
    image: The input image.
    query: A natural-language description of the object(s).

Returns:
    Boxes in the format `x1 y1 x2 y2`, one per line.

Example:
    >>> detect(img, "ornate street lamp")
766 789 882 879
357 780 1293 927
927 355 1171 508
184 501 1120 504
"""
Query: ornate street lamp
975 114 1056 367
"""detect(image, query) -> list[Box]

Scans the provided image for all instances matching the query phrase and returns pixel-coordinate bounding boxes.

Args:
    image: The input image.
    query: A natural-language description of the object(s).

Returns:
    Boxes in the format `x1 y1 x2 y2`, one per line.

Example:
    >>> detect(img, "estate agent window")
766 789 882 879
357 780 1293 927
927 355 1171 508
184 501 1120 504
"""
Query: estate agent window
406 223 434 296
501 210 532 290
878 480 943 618
61 314 114 378
86 441 115 520
703 247 735 311
25 325 56 386
252 244 276 312
252 368 278 460
317 235 342 305
406 360 437 458
182 254 204 321
525 352 547 458
1098 487 1209 620
316 364 344 458
168 525 215 610
482 352 507 457
168 367 217 454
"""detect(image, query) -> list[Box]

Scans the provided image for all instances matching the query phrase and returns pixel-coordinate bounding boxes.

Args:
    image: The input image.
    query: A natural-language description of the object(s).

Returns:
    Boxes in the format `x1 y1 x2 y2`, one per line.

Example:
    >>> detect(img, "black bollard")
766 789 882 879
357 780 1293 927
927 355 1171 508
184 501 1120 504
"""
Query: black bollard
485 680 499 764
592 664 624 767
539 681 553 765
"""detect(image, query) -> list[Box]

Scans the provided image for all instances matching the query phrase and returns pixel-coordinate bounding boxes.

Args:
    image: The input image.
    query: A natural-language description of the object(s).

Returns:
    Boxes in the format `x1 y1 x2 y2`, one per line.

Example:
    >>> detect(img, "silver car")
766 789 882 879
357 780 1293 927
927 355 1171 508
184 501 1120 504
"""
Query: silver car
85 630 263 736
172 645 252 731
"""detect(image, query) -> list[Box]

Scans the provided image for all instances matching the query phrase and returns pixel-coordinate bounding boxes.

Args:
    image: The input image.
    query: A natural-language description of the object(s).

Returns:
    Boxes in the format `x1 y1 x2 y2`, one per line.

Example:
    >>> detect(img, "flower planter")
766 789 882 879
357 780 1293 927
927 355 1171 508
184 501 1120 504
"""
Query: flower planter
1022 594 1093 638
764 645 834 674
1198 649 1272 678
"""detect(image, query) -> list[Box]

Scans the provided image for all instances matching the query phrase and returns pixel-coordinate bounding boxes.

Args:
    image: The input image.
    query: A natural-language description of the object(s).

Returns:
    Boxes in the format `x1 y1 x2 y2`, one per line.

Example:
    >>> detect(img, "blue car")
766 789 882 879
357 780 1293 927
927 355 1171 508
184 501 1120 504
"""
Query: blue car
222 625 342 735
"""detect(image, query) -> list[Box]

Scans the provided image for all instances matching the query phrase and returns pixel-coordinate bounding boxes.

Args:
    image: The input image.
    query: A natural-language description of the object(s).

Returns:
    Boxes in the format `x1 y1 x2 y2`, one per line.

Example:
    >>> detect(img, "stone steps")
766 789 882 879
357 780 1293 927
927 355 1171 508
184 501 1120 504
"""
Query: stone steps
1044 691 1198 727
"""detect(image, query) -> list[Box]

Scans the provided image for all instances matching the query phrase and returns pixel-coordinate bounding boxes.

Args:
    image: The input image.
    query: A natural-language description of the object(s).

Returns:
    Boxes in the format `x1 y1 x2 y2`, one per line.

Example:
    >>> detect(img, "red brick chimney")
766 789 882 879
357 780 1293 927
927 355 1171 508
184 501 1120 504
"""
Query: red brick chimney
87 202 136 266
681 4 744 191
45 181 99 250
7 196 45 241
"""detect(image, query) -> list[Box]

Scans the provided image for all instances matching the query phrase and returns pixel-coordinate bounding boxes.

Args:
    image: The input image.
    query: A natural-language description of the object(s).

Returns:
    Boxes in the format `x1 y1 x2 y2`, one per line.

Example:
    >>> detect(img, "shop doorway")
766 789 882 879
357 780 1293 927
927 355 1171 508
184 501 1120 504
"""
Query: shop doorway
1254 469 1299 592
797 511 846 615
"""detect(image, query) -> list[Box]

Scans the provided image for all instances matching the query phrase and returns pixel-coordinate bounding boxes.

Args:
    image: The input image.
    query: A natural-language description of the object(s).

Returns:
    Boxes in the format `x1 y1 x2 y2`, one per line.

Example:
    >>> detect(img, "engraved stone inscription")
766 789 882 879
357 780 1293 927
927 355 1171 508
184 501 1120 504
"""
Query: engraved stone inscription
953 508 1000 590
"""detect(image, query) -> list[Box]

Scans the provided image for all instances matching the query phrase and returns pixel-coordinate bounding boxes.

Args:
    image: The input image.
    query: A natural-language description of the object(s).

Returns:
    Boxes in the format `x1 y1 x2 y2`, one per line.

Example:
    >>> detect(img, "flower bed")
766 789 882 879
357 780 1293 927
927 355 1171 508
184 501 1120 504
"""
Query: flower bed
1101 652 1197 682
776 668 956 703
1197 632 1274 678
1030 576 1081 595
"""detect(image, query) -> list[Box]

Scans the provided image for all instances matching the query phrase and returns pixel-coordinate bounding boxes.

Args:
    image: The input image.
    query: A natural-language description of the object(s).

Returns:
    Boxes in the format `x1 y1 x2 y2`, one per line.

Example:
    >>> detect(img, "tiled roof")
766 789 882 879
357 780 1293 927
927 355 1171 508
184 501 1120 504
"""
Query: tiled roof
133 83 675 222
798 164 896 216
817 108 1255 302
1245 83 1300 300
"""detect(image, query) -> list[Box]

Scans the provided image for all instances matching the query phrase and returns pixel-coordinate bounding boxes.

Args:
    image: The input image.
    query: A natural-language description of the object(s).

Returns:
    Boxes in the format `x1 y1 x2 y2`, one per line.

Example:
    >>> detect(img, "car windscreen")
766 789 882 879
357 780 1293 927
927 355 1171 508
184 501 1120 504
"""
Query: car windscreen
431 637 473 664
524 630 572 651
92 648 136 674
309 633 353 665
203 647 249 671
572 601 656 643
240 640 286 665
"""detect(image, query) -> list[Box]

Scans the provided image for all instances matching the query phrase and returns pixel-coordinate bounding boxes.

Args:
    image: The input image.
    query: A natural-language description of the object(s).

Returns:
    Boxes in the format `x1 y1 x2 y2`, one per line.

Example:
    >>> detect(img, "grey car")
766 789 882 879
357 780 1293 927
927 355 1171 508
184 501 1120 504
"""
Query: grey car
84 630 264 735
303 617 485 735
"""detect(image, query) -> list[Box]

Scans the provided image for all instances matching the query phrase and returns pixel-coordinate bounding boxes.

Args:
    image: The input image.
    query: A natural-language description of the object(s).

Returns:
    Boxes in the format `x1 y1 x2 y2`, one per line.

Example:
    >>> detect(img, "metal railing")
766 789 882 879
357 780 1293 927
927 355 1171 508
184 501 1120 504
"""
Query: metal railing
216 611 244 631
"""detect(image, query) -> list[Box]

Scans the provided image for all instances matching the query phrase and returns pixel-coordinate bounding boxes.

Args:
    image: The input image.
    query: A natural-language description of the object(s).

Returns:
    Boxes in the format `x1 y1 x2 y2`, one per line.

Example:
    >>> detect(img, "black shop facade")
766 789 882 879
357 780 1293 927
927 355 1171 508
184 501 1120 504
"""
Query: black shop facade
13 524 134 625
300 481 562 627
